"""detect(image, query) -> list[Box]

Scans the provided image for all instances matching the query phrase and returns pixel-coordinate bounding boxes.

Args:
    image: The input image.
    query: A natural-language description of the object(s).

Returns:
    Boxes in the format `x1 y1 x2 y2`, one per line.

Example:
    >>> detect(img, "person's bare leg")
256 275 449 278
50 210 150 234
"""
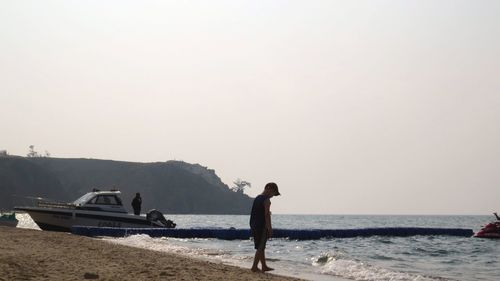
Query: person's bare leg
261 250 274 271
261 250 267 268
251 250 263 272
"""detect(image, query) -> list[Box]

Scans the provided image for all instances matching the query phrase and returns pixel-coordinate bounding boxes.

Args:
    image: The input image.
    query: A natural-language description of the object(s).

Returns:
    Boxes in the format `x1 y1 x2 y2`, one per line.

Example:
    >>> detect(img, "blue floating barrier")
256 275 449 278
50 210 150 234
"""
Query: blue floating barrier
71 226 474 240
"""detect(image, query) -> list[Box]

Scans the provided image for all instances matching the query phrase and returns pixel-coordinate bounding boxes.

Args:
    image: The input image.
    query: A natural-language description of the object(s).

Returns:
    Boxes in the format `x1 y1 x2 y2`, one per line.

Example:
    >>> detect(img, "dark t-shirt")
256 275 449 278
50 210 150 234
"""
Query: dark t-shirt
249 195 269 230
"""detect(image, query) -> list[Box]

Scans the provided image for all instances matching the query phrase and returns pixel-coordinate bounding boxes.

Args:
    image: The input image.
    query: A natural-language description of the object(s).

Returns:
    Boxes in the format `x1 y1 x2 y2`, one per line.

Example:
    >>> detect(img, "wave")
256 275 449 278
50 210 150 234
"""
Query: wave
101 235 229 258
15 213 40 230
313 252 453 281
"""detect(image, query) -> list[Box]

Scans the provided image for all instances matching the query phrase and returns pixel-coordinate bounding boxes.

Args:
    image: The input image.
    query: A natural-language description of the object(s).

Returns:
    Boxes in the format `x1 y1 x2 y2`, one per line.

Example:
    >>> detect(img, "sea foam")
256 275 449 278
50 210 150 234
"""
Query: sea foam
314 252 449 281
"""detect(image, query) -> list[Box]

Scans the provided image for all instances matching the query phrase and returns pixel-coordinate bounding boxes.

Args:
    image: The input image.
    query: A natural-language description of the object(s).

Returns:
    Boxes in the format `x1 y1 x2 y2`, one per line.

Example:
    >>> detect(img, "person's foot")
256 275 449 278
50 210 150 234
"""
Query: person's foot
262 266 274 272
251 267 262 273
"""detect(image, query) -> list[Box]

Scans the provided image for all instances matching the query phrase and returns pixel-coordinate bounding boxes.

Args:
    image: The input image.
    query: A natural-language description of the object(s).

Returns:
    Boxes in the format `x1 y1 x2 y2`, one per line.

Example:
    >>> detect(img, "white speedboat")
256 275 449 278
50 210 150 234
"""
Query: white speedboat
15 190 175 232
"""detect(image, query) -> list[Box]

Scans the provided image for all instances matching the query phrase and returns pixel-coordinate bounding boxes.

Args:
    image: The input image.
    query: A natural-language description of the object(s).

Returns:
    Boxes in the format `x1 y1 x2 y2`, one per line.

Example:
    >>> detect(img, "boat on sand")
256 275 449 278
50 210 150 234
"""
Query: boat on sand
15 189 175 232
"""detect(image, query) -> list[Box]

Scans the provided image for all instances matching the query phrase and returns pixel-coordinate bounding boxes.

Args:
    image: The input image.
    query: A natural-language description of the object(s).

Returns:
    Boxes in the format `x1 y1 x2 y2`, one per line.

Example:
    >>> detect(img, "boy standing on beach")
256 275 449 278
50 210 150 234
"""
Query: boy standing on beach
250 182 280 272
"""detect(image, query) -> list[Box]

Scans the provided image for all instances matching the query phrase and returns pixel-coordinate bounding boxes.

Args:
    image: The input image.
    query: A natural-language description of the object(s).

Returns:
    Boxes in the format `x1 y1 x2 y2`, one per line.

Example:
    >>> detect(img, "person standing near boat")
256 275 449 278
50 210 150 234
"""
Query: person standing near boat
250 182 281 273
131 193 142 215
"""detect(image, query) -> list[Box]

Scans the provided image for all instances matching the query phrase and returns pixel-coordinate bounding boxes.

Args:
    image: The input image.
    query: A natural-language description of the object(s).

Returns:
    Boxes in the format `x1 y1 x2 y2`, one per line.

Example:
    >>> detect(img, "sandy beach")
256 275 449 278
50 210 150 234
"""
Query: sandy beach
0 227 304 281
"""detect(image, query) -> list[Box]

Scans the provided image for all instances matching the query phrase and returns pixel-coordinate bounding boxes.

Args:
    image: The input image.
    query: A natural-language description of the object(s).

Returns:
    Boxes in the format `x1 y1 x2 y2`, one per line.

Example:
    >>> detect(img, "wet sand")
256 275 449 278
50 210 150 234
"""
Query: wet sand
0 227 305 281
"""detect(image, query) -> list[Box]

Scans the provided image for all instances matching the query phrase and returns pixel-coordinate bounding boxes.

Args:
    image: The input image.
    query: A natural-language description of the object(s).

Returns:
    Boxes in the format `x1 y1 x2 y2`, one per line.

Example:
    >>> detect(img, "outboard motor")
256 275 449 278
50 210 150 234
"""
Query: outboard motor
146 209 176 228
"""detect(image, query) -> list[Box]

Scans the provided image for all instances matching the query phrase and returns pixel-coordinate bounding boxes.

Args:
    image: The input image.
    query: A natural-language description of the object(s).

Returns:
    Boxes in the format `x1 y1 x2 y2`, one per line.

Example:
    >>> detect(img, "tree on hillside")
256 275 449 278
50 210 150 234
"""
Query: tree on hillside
231 178 251 193
27 145 51 158
27 145 39 157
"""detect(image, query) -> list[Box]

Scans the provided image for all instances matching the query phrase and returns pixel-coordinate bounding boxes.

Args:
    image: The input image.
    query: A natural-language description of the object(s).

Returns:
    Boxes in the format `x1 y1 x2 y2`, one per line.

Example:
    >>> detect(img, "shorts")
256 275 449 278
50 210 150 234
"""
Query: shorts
252 228 267 250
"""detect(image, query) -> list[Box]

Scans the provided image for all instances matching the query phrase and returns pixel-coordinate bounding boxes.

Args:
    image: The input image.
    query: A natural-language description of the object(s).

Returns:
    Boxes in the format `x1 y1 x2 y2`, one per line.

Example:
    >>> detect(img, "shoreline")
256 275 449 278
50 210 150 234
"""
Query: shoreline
0 227 305 281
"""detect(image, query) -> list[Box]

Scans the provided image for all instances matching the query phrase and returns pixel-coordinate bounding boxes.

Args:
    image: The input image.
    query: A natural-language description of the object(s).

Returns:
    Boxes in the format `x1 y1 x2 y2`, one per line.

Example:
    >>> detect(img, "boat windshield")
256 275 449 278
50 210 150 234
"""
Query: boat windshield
72 193 95 206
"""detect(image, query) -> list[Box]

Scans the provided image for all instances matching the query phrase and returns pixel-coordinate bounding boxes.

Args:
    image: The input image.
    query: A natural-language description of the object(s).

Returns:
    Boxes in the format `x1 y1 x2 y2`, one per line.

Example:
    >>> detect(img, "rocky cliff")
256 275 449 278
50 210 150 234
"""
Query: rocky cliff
0 156 252 214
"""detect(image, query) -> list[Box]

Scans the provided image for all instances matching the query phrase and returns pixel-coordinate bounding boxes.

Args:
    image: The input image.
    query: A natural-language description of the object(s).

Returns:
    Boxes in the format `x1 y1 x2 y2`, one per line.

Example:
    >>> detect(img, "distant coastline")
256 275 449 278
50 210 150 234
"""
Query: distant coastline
0 156 252 214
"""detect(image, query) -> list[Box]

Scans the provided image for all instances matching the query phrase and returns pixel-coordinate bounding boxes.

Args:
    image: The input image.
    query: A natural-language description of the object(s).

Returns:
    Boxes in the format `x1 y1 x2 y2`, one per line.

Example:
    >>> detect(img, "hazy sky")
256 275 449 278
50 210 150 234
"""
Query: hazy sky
1 1 499 215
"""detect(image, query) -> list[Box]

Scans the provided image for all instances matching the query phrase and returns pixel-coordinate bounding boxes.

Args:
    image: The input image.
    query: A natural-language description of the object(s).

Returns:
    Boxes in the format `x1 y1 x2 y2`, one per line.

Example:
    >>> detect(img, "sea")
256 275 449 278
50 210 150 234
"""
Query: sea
15 213 499 281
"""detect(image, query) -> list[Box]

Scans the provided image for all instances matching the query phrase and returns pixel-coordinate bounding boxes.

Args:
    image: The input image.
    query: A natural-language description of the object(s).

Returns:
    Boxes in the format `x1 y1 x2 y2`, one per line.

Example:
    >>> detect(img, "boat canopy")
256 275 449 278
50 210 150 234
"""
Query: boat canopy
71 190 127 213
73 191 122 206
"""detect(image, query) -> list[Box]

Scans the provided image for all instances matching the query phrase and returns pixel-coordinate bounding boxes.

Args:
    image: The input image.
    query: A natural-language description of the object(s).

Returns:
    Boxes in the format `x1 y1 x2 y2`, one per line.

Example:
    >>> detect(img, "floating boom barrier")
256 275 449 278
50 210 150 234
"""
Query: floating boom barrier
71 226 474 240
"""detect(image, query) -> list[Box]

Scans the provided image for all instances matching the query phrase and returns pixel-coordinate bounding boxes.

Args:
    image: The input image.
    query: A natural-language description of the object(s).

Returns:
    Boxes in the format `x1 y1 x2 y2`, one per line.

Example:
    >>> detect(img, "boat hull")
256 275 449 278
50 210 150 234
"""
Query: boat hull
474 232 500 239
474 222 500 239
15 207 162 232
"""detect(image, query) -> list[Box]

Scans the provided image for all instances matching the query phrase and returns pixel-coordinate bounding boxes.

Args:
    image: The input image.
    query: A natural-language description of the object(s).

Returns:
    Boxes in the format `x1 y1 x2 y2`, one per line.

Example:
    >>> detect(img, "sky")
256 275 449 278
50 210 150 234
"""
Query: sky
1 1 499 215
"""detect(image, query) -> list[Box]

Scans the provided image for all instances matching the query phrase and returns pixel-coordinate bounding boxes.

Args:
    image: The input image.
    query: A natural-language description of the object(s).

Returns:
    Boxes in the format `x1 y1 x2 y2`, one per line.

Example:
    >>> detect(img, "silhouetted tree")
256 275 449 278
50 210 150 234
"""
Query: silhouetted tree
27 145 50 158
231 178 251 193
27 145 39 157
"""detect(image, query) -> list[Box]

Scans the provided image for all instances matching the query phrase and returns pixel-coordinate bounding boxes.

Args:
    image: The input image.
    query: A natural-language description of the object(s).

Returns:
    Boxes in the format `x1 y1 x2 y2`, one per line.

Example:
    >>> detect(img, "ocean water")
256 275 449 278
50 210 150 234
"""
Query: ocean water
16 213 499 281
